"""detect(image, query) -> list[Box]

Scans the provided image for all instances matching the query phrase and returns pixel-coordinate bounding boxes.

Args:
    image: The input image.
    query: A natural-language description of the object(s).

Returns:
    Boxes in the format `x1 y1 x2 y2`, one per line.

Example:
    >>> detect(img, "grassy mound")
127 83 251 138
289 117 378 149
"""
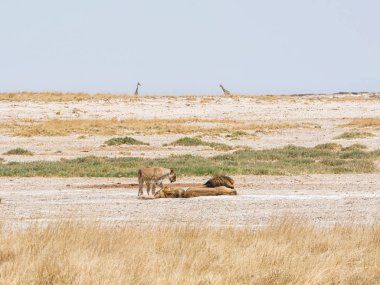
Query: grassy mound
3 148 33 156
167 137 232 151
334 132 375 140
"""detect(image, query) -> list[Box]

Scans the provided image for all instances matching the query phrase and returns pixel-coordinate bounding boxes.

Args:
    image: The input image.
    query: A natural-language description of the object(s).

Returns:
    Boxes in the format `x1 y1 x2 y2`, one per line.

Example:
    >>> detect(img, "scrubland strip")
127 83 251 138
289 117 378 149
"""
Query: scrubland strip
1 92 378 102
0 144 379 177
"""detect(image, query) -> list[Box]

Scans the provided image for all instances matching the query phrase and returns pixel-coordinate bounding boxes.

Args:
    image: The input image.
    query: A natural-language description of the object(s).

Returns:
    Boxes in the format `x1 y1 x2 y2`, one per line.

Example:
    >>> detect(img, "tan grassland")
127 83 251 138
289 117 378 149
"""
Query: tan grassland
344 118 380 130
0 219 379 285
0 118 314 136
0 92 126 102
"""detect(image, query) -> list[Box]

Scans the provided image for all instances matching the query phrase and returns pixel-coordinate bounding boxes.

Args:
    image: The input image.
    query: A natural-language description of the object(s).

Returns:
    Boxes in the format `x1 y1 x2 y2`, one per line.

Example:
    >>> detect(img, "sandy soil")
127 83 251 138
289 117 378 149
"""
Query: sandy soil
0 95 379 230
1 95 379 121
1 95 380 162
0 175 379 230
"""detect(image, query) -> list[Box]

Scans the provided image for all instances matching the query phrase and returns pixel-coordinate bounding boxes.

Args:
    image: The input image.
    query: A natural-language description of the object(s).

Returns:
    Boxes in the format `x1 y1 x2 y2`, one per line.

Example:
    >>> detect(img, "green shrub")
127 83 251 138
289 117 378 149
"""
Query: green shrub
3 148 33 156
334 132 375 140
105 136 149 146
168 137 232 151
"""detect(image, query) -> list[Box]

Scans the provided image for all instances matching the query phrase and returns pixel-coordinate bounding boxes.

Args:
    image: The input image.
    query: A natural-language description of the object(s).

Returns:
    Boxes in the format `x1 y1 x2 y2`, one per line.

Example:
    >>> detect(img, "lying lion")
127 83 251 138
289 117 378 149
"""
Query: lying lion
139 186 185 199
184 186 237 198
154 186 186 198
146 185 237 199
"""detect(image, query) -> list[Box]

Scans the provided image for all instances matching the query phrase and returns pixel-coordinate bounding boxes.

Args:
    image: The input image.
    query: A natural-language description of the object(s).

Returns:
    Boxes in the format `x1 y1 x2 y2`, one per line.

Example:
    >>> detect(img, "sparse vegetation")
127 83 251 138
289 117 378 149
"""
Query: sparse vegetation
0 219 379 284
319 95 380 102
0 118 318 137
255 94 380 103
167 137 232 151
315 143 369 152
0 144 379 177
313 143 342 151
342 143 367 151
105 136 149 146
1 92 378 103
334 131 375 140
3 148 33 156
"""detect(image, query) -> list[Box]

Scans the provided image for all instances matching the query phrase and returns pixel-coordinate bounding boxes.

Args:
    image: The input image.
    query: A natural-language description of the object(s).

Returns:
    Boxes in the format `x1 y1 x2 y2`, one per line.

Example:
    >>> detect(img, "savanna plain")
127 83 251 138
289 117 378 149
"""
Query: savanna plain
0 92 379 284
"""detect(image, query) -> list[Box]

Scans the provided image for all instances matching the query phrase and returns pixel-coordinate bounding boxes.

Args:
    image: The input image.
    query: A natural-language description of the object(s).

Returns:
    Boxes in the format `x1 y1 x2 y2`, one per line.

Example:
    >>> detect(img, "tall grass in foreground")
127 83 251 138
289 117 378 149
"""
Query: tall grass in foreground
0 144 379 177
0 220 379 284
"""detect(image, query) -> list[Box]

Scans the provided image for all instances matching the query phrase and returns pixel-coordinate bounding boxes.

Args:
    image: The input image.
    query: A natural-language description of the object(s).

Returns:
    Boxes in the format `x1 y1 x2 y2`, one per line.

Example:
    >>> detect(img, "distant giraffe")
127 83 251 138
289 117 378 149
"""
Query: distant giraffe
134 82 141 96
219 84 231 96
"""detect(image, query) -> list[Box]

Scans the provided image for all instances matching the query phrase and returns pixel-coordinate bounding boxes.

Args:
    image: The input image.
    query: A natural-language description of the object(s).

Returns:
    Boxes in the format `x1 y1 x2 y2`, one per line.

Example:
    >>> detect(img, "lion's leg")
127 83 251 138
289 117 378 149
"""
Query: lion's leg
146 183 151 196
152 180 162 195
152 183 156 195
138 177 144 196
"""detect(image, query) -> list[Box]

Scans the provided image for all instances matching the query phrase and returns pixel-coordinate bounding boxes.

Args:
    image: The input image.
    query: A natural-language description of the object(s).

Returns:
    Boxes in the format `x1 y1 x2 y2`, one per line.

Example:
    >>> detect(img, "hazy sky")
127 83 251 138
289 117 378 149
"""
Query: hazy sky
0 0 379 95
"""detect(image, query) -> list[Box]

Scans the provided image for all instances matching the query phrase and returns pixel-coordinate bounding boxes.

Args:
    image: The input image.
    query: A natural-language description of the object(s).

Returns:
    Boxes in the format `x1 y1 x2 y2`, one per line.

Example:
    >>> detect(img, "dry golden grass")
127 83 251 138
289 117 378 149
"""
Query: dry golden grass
0 92 128 102
344 118 380 130
0 219 379 284
322 95 380 102
254 94 380 103
200 97 218 104
0 118 317 136
1 92 378 103
250 95 297 102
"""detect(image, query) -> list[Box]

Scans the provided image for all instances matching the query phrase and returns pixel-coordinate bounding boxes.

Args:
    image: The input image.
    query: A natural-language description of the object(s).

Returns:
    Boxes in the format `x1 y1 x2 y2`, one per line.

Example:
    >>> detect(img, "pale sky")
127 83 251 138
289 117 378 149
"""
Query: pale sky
0 0 379 95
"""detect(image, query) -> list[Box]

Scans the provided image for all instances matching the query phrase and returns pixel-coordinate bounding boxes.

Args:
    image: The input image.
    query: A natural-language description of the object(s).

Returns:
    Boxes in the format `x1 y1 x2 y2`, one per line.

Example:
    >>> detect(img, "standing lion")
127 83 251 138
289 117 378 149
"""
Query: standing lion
138 167 176 196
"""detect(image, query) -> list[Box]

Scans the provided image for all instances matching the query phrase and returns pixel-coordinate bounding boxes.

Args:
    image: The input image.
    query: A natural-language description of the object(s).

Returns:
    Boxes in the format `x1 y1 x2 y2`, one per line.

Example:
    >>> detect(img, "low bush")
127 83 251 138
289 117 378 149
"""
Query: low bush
3 148 33 156
334 132 375 140
104 136 149 146
167 137 232 151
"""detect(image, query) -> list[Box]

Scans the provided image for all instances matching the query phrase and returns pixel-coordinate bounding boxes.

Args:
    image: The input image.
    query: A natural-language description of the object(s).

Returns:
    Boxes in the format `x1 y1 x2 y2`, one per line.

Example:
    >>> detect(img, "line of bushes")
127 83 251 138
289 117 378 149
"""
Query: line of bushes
0 144 378 177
